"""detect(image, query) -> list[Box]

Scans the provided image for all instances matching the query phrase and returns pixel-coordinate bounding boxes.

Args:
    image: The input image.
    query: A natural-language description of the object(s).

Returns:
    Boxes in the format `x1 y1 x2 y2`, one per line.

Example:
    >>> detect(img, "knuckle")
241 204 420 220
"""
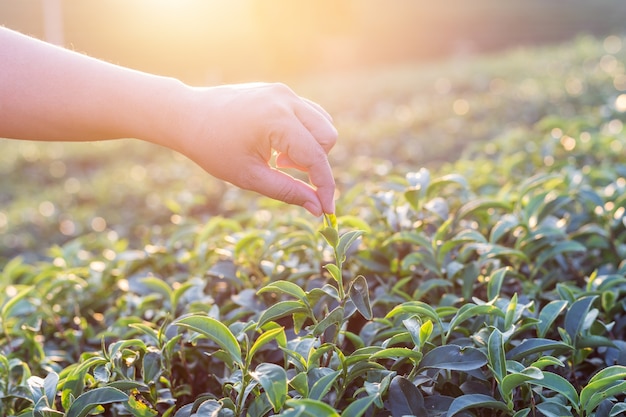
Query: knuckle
275 181 299 204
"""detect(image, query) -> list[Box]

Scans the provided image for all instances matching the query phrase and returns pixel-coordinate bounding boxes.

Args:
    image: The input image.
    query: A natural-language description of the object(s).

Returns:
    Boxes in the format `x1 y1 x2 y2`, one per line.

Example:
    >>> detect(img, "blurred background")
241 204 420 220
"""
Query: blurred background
2 0 626 85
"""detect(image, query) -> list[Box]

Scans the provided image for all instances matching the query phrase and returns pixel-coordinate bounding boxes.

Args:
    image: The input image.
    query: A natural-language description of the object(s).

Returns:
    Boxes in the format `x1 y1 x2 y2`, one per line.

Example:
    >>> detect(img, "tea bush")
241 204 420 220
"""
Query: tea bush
1 34 626 416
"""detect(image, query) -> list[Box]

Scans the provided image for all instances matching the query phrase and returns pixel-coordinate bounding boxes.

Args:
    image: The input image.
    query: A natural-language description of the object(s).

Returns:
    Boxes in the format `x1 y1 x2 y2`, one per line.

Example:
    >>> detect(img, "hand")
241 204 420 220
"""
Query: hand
178 82 337 216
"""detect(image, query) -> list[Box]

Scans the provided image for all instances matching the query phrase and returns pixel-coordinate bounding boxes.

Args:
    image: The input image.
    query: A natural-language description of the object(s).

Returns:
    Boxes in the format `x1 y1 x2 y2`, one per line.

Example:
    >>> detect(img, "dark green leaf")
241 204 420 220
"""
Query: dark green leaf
506 338 573 361
419 345 487 372
348 275 372 320
447 394 509 417
564 295 597 346
388 376 426 417
66 387 128 417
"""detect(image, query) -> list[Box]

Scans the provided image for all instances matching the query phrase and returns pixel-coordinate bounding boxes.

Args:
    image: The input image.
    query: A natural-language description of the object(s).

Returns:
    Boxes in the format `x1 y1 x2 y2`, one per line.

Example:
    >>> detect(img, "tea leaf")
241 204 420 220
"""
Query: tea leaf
308 369 340 401
388 376 426 417
173 314 242 367
348 275 372 320
66 387 128 417
257 301 308 330
342 394 378 417
419 345 487 371
447 394 510 417
251 363 288 412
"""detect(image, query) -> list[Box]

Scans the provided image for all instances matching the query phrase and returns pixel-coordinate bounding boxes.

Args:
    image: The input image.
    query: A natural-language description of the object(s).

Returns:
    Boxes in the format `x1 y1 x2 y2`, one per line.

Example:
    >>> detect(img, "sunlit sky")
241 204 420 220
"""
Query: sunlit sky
1 0 625 84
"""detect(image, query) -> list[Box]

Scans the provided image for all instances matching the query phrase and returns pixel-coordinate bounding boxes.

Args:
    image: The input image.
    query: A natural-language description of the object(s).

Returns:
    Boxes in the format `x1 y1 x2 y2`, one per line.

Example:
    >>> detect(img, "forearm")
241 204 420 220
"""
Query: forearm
0 27 187 147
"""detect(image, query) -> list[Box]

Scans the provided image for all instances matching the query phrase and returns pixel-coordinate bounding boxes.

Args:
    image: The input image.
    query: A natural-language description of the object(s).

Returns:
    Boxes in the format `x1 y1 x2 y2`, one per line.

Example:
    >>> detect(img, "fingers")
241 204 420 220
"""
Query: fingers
294 99 338 154
269 118 336 214
239 164 324 216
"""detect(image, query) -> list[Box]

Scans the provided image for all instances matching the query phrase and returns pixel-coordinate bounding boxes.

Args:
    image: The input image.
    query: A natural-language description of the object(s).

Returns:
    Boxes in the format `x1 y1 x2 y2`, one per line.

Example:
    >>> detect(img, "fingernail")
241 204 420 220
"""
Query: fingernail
303 201 322 217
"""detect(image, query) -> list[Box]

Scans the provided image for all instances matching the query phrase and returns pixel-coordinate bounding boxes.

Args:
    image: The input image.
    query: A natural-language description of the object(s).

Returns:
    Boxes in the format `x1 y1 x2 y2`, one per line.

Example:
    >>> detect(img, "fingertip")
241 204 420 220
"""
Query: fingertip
303 201 323 217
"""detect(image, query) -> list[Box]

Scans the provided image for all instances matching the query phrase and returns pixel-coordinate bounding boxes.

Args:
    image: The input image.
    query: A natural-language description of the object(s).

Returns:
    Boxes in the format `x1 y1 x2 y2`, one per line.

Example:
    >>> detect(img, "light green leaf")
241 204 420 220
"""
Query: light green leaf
173 314 242 367
284 398 340 417
257 281 308 304
370 347 423 362
248 327 286 361
251 363 288 413
309 370 341 401
530 372 579 413
323 263 342 285
257 301 308 330
500 367 543 399
342 394 378 417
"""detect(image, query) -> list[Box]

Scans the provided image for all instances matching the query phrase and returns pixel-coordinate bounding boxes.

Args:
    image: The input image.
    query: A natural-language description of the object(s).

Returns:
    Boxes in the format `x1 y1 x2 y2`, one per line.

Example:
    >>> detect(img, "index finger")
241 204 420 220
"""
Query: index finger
270 121 336 214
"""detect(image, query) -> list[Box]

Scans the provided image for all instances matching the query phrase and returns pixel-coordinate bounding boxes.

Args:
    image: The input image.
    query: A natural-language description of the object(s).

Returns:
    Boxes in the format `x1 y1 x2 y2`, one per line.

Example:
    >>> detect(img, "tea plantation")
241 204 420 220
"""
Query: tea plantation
2 34 626 416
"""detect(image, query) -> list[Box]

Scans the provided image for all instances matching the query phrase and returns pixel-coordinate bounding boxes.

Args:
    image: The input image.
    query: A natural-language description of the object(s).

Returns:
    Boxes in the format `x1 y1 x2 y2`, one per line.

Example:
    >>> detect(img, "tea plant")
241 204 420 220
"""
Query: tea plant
2 33 626 416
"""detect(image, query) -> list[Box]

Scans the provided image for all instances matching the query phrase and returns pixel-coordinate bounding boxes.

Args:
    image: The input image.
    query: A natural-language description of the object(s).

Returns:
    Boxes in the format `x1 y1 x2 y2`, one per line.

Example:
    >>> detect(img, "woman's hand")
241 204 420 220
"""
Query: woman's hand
176 83 337 216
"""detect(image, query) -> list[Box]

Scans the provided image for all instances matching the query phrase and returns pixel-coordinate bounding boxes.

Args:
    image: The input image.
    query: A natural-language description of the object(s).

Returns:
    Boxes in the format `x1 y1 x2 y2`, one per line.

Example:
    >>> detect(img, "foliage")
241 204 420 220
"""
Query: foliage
2 34 626 416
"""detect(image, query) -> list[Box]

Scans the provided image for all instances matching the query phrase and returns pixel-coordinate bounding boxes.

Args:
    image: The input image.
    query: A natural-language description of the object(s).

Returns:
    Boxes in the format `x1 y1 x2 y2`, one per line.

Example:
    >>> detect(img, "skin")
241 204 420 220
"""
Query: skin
0 27 337 216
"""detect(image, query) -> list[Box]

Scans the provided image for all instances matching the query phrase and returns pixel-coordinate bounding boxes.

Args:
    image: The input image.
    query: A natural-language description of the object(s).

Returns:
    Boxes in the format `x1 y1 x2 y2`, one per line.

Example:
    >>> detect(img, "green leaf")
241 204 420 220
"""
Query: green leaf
530 372 579 412
66 387 128 417
419 345 487 372
336 230 365 263
1 285 33 319
138 276 172 301
456 198 512 221
386 301 443 334
402 316 422 348
370 347 423 362
535 400 574 417
532 241 586 278
142 350 161 383
487 267 510 301
488 329 507 385
537 300 568 338
447 394 510 417
506 338 572 362
504 293 518 330
341 394 378 417
323 263 342 285
564 295 597 346
580 365 626 413
308 370 341 401
251 363 288 413
312 306 344 337
500 367 543 400
257 280 308 304
248 327 286 361
388 376 426 417
173 314 242 367
284 399 340 417
348 276 372 320
256 301 308 330
446 304 503 340
490 214 520 244
583 380 626 416
126 389 159 417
